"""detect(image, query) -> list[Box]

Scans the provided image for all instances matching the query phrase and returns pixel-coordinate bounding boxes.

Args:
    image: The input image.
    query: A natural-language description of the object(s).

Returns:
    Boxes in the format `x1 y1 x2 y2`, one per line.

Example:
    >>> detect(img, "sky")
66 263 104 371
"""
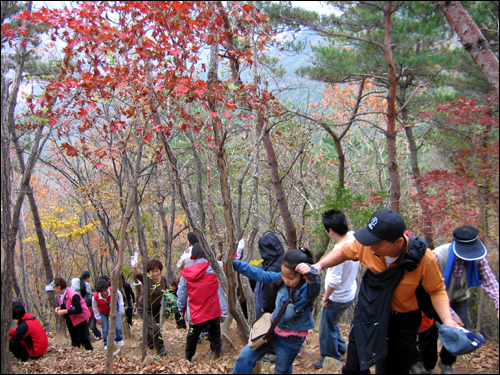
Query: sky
292 1 336 14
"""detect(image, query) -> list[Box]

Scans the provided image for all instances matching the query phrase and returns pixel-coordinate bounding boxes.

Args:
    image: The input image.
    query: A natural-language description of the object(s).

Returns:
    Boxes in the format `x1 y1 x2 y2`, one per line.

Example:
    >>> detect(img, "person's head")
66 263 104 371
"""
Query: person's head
452 226 487 261
79 271 91 297
95 278 109 298
99 275 111 286
190 243 206 260
258 233 285 262
187 232 198 246
170 278 178 290
53 277 67 295
354 209 406 257
12 301 26 320
322 209 349 238
147 259 163 282
279 247 314 288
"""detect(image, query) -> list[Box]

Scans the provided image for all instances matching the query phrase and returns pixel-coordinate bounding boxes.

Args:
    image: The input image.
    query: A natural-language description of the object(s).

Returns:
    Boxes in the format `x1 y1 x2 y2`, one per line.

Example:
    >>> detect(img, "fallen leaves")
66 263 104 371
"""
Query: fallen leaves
9 322 499 374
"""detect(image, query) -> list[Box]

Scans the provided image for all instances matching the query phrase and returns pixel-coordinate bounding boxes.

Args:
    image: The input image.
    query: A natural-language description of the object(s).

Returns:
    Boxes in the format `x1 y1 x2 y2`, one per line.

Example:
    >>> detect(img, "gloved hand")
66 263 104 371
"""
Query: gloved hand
235 239 245 261
131 252 138 268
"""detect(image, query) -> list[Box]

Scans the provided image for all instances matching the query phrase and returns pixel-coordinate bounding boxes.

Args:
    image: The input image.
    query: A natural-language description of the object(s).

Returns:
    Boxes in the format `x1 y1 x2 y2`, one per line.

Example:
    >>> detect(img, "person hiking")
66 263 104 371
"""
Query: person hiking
296 209 459 374
232 247 321 374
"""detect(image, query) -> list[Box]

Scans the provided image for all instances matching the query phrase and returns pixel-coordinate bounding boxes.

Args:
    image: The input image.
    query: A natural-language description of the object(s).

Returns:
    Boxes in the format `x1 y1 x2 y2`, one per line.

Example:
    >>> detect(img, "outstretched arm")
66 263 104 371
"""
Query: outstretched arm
296 248 346 275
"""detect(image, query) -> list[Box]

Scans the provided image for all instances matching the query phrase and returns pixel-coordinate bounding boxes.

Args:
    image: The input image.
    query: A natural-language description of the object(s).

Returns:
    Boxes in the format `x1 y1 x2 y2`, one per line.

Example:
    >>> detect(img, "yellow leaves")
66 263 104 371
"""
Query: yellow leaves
249 259 263 267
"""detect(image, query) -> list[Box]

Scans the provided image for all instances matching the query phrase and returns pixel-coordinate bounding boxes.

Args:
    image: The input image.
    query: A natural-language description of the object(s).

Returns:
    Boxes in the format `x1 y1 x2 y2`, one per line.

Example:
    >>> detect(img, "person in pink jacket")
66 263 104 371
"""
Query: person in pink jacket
52 277 93 351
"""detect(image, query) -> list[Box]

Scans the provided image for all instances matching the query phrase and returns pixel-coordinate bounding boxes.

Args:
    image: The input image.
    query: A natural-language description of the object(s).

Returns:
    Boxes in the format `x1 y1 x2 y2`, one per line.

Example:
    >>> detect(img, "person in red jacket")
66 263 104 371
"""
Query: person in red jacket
9 301 48 361
177 243 227 361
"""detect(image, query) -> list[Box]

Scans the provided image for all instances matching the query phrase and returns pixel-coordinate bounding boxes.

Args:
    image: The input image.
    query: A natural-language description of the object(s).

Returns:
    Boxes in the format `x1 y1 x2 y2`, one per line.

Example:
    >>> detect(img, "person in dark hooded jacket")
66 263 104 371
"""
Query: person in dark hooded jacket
253 233 284 363
254 233 285 320
9 301 48 361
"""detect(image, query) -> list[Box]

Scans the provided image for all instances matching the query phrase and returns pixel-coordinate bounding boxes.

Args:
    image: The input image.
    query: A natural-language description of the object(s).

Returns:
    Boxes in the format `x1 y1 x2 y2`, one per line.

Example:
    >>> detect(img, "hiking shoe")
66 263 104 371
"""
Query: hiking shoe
314 357 324 369
103 344 107 351
213 350 221 358
438 361 454 374
117 340 125 347
94 336 101 341
158 348 166 356
410 361 429 374
262 353 277 363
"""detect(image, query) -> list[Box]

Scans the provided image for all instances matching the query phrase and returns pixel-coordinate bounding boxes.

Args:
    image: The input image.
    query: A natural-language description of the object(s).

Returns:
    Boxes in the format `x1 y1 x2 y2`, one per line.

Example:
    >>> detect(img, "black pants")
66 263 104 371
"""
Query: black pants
175 312 186 328
417 300 468 370
66 317 93 350
89 316 102 338
343 310 421 374
185 316 221 361
9 342 43 361
125 305 133 327
138 304 165 353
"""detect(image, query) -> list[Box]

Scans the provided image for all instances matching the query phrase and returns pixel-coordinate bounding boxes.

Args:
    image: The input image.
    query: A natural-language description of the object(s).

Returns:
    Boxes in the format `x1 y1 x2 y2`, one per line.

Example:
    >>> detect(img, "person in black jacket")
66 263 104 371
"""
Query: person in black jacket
254 232 284 363
121 273 136 328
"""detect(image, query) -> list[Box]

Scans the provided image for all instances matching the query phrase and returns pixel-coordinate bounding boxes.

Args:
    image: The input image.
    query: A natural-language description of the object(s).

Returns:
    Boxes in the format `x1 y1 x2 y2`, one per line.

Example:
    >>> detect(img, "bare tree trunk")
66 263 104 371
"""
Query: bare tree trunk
188 127 206 231
205 154 225 258
398 77 435 248
292 78 366 189
383 1 401 213
159 129 250 344
259 113 297 249
433 1 499 94
105 140 144 374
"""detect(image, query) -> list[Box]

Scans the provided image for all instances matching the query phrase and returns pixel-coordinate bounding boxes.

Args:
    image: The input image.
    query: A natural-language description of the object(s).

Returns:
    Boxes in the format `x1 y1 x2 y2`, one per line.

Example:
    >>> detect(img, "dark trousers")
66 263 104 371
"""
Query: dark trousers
89 316 102 338
66 317 93 350
9 342 43 361
343 310 421 374
185 316 221 361
418 300 468 369
138 304 165 353
175 312 186 328
125 305 133 327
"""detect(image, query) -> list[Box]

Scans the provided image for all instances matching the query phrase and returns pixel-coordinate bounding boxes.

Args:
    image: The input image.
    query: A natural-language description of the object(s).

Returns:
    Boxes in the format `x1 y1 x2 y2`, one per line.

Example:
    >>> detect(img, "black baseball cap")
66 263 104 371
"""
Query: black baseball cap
354 209 406 246
452 226 487 261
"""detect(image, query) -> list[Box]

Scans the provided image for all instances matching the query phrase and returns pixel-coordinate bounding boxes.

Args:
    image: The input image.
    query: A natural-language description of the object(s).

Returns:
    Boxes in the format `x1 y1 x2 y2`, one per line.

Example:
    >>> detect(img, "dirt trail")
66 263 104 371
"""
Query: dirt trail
11 319 499 374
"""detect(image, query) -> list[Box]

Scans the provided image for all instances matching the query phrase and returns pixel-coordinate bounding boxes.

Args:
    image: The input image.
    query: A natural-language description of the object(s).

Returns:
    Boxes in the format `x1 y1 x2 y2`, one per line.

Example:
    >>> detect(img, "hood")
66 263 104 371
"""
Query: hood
258 233 284 270
70 277 80 290
182 260 210 282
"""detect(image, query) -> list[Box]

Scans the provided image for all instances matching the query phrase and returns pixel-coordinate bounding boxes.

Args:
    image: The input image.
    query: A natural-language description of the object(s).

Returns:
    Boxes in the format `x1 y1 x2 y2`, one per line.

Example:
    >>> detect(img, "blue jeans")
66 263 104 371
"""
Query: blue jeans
233 332 305 374
101 313 123 345
319 299 353 360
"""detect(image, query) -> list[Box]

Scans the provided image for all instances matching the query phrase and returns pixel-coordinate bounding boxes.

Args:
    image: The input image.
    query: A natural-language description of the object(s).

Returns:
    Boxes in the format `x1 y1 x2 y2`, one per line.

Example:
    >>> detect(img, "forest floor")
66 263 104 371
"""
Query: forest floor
11 318 499 374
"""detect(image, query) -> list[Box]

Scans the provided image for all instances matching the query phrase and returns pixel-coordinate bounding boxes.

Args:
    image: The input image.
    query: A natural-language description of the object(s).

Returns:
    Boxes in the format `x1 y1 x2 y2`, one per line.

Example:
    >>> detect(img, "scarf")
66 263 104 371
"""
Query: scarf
443 243 482 290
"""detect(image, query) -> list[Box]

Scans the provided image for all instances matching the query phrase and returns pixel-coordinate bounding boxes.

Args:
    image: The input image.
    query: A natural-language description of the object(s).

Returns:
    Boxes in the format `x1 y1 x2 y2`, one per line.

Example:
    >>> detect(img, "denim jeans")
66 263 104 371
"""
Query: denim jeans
319 299 353 360
101 313 123 345
232 332 305 374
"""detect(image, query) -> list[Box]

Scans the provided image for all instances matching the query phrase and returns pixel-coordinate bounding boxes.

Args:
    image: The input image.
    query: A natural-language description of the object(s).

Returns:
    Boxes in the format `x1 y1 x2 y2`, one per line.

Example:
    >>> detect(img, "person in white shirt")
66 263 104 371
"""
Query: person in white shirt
177 232 198 271
91 278 125 351
315 209 360 370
